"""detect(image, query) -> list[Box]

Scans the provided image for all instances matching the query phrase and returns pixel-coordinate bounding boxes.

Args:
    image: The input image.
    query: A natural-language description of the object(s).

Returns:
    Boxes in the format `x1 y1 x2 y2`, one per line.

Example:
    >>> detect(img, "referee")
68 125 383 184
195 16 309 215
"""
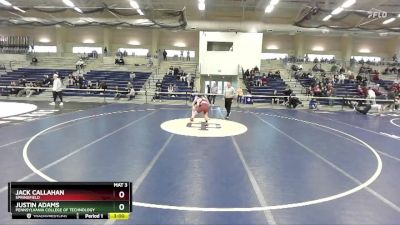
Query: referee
224 82 236 119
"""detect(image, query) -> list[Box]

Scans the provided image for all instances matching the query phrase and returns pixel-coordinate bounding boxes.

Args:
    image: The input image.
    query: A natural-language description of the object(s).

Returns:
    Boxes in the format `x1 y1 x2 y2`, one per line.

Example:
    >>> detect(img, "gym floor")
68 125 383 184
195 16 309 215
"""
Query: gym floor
0 102 399 225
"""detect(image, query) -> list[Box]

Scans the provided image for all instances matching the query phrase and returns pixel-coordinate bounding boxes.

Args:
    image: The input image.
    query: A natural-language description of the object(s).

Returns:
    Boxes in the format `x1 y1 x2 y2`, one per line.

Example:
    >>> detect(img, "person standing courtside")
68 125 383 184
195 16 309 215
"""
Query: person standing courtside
50 74 63 106
224 82 236 119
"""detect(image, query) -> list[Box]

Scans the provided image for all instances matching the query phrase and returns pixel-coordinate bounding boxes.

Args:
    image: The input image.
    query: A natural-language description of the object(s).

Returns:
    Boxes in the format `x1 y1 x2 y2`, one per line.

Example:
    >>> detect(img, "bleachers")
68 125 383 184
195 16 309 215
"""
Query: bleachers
0 68 74 96
159 74 193 100
248 77 287 103
63 70 151 98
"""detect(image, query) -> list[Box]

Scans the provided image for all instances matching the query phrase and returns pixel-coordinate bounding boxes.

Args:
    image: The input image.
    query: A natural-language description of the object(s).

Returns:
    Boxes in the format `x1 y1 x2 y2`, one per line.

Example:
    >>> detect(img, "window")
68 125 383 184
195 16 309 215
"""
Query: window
207 42 234 51
261 53 288 60
30 45 57 53
118 48 149 56
166 50 196 58
351 56 381 62
306 54 335 61
72 47 102 54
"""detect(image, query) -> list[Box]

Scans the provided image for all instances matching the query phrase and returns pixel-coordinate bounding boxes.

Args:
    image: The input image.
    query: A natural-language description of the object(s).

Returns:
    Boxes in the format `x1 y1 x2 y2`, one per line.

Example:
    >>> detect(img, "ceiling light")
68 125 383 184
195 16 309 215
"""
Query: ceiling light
265 5 274 13
267 45 279 50
198 0 205 2
174 42 186 48
398 14 400 17
74 7 82 13
359 48 370 53
137 9 144 15
62 0 75 7
0 0 11 6
342 0 356 8
129 0 139 9
39 38 50 43
198 2 205 10
312 46 324 51
383 18 396 25
331 7 343 15
322 15 332 21
12 6 26 13
270 0 280 6
129 40 140 45
83 39 95 44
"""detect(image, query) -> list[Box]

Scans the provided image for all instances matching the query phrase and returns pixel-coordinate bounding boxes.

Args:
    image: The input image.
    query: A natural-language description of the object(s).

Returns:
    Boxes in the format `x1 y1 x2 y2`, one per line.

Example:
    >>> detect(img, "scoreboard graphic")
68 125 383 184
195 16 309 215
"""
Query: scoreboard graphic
8 182 132 220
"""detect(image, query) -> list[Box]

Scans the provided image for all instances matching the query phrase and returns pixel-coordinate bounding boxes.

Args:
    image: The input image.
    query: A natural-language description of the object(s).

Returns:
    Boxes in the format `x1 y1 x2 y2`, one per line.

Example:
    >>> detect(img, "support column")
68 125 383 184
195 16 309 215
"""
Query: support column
386 36 400 61
55 27 66 57
340 35 352 63
294 34 304 58
103 28 111 55
151 29 160 66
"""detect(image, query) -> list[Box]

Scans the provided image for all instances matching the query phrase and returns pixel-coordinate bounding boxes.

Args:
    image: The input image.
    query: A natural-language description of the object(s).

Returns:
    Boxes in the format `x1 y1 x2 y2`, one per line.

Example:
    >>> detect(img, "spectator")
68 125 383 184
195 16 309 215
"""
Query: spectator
130 72 136 82
367 87 376 105
114 86 122 100
127 88 135 100
127 81 133 90
210 83 218 105
156 79 162 91
206 84 211 102
31 56 38 65
180 50 184 60
163 49 167 61
168 84 174 97
237 86 243 103
261 75 268 86
338 73 346 84
186 50 190 61
104 47 108 56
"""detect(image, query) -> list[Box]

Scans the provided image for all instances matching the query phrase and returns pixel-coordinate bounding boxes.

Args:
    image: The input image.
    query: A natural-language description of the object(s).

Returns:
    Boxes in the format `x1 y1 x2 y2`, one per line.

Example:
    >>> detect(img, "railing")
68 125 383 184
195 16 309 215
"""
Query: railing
1 85 398 111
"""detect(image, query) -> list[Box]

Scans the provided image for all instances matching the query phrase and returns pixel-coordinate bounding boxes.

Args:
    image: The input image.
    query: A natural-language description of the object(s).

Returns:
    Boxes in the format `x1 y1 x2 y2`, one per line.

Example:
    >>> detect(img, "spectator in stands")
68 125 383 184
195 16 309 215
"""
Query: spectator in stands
147 58 153 67
223 82 236 119
313 85 322 97
31 56 38 65
156 79 162 92
127 81 133 91
50 74 63 106
130 72 136 82
100 81 108 91
114 86 122 100
9 81 18 96
237 86 243 103
168 84 174 97
76 59 84 70
186 51 190 61
261 75 268 86
338 73 346 85
163 49 167 61
68 74 74 86
127 88 135 100
367 87 376 104
42 75 51 87
104 47 108 56
348 72 355 83
88 80 93 89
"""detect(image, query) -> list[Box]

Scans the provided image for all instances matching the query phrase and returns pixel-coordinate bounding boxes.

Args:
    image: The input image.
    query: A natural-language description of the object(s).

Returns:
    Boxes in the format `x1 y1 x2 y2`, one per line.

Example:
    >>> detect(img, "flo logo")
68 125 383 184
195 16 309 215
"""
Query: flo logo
367 8 387 19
